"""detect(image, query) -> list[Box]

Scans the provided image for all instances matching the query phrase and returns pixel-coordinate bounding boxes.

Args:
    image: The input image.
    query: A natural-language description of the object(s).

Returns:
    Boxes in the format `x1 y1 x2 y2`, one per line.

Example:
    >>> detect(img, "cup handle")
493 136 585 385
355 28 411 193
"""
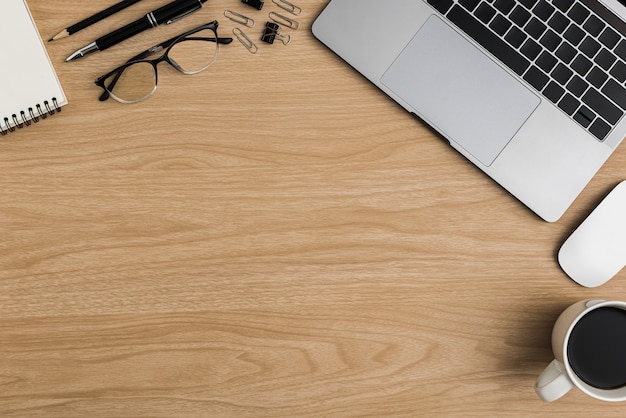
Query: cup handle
534 359 574 402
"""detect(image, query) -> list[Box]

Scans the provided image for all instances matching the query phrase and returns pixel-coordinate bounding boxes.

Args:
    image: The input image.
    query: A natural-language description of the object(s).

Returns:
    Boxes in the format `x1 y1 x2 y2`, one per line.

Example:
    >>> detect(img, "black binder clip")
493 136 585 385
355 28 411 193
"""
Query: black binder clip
242 0 264 10
261 22 291 45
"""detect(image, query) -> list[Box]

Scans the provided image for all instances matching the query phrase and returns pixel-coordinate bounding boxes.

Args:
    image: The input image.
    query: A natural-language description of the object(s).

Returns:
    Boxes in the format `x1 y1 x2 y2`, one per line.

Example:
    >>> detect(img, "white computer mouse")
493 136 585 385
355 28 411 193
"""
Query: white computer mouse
558 180 626 288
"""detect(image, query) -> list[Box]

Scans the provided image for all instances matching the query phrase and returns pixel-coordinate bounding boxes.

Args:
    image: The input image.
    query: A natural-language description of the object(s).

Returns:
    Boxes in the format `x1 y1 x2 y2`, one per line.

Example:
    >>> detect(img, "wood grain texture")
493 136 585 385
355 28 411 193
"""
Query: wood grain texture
1 0 626 416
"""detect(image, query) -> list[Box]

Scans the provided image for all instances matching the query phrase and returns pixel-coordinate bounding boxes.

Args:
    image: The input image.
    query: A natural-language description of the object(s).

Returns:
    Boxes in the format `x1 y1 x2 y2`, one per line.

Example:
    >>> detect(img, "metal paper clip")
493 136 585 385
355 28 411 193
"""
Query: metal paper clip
233 27 258 54
271 0 302 16
224 10 255 28
261 22 291 45
268 11 300 30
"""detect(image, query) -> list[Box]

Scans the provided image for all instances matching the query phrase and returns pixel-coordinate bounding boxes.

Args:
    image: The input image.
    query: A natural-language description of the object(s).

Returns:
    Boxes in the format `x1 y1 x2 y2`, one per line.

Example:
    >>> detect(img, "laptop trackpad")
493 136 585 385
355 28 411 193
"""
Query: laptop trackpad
381 16 540 166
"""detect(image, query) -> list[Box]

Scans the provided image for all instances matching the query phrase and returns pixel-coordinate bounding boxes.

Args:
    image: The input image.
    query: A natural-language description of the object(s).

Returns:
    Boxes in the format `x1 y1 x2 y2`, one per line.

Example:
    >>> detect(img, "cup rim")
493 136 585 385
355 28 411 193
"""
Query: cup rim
562 300 626 401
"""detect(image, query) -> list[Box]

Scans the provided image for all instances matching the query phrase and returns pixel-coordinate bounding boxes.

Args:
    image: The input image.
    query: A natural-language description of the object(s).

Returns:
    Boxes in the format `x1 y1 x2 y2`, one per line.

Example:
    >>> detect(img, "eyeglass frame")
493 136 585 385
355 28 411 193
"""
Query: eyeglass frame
95 21 232 103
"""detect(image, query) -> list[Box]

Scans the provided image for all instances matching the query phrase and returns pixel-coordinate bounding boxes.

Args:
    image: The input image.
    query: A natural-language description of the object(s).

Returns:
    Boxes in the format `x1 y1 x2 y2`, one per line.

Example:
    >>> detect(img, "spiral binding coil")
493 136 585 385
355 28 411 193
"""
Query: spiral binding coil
0 97 61 136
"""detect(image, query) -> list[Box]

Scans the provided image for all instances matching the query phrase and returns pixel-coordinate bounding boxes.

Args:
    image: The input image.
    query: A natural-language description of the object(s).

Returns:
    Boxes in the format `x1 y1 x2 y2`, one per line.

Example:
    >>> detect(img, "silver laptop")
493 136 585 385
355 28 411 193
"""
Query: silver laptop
313 0 626 221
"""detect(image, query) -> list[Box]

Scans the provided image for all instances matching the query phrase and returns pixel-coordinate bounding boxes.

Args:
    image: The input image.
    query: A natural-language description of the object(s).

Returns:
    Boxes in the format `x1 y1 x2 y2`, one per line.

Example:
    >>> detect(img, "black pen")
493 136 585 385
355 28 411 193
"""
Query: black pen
66 0 207 61
49 0 143 41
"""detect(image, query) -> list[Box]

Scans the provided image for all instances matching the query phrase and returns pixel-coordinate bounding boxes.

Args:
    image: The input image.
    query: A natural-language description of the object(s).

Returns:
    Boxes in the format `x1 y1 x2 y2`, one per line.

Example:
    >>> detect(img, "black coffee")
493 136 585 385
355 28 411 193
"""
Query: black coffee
568 307 626 389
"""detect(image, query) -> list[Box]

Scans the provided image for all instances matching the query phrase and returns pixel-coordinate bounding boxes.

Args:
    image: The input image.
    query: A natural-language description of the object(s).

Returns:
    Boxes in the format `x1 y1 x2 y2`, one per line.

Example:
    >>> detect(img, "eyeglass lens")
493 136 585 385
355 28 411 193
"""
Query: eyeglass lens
105 62 156 103
168 30 218 74
103 28 219 103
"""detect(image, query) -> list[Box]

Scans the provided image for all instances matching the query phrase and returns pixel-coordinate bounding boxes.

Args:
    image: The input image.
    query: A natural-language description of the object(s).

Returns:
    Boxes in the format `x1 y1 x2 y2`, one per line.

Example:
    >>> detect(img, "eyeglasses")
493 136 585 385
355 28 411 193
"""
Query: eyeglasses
95 21 232 104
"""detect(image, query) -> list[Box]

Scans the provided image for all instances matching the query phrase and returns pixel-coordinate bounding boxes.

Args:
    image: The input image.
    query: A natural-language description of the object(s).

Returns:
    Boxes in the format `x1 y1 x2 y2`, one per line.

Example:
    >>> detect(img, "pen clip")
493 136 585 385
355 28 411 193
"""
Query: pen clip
166 5 202 24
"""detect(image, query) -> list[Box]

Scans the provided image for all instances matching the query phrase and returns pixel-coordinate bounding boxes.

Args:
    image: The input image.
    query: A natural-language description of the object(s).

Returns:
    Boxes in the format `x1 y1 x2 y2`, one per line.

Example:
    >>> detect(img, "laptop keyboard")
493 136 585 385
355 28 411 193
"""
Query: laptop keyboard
426 0 626 141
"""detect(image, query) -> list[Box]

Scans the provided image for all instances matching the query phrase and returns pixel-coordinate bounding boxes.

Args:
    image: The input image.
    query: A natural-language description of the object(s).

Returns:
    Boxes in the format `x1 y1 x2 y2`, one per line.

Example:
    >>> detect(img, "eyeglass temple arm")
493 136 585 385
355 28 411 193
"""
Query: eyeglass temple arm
99 36 233 101
191 37 233 44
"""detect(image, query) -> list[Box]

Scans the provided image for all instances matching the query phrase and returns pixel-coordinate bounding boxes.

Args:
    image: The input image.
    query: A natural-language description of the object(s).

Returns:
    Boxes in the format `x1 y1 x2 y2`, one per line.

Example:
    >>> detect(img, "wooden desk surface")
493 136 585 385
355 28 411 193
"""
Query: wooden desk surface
2 1 626 416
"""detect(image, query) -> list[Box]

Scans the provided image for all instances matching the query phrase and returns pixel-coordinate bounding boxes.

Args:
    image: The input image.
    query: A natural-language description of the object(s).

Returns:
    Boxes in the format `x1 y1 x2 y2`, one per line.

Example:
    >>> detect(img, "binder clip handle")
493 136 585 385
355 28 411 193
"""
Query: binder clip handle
261 22 291 45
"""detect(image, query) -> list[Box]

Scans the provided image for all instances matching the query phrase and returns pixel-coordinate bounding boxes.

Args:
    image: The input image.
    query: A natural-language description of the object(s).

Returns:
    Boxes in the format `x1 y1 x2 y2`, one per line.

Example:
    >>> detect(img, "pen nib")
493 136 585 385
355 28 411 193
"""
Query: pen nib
65 51 83 62
65 42 99 62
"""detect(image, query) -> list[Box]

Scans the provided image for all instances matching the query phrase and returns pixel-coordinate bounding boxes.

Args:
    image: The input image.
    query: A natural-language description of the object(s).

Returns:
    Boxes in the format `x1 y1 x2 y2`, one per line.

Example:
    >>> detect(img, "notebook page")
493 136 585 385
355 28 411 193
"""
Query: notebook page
0 0 67 130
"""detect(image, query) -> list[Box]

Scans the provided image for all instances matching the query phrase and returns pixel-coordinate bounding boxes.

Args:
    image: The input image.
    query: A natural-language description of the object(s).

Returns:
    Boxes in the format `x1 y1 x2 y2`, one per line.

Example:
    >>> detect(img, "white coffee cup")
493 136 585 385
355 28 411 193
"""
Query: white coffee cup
535 299 626 402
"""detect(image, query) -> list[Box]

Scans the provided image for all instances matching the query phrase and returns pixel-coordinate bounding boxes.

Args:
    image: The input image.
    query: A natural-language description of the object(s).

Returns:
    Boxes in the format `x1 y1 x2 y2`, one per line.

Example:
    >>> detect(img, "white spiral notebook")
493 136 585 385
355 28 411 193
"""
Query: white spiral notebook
0 0 67 136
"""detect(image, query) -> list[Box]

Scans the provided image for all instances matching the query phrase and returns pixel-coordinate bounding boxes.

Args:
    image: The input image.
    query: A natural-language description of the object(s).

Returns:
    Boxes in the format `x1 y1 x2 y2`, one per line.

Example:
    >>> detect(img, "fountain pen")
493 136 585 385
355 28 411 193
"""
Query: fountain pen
66 0 207 62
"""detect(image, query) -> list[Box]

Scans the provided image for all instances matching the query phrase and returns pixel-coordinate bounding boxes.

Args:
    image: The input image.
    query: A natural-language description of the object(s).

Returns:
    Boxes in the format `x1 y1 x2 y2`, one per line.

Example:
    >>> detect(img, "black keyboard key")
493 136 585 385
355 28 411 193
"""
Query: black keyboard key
521 39 542 60
494 0 515 15
579 106 596 121
552 0 570 14
580 37 601 58
519 0 538 8
427 0 454 14
572 55 593 76
475 3 497 23
602 79 626 110
594 49 616 71
564 25 585 46
589 118 611 140
574 105 596 127
599 28 620 49
533 1 554 21
615 40 626 61
525 17 546 39
552 63 573 85
567 75 589 97
586 67 608 89
459 0 481 12
524 66 549 90
510 6 531 27
505 26 527 48
544 81 565 103
548 12 569 33
490 15 512 36
540 29 561 51
582 89 623 124
610 61 626 83
537 51 558 73
555 42 577 64
568 4 590 25
447 5 530 76
583 15 605 37
559 93 581 115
